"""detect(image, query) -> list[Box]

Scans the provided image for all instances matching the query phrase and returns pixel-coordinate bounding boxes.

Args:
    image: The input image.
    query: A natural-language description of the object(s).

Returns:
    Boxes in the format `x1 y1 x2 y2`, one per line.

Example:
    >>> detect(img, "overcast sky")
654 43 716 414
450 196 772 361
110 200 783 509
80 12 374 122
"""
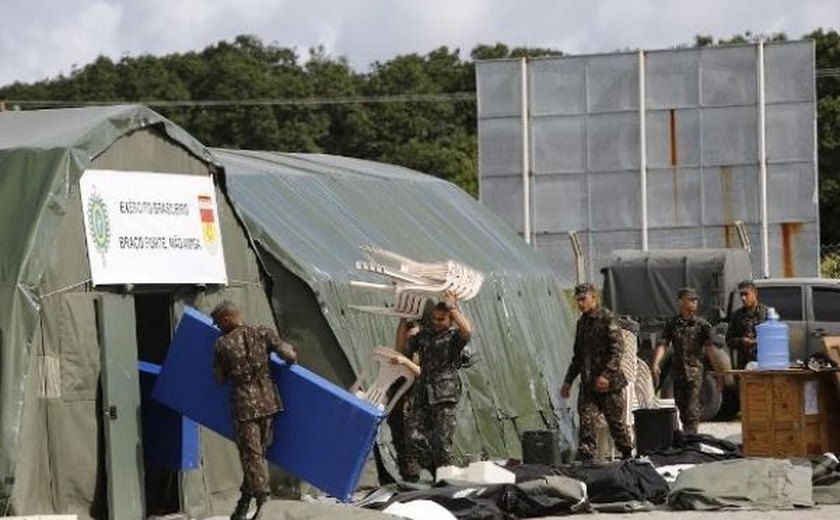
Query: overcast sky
1 0 837 87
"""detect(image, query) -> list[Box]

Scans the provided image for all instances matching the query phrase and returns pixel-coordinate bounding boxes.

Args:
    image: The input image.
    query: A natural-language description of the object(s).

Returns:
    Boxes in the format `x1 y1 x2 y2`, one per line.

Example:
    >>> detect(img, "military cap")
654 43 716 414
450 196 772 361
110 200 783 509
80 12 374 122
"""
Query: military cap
677 287 699 300
574 282 596 297
737 279 757 290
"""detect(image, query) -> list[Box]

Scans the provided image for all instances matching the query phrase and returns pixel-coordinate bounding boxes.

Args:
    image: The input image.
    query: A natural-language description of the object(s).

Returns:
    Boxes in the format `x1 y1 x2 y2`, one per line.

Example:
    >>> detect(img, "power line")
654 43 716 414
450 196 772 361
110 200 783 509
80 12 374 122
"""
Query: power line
2 92 477 109
3 68 839 110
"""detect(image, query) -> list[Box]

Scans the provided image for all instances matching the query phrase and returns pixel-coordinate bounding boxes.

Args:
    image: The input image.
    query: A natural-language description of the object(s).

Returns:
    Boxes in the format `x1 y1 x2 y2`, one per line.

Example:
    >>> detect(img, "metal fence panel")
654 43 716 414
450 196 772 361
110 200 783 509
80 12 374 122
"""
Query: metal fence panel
764 41 816 103
477 41 819 286
645 108 701 168
531 115 587 173
476 61 523 118
588 112 640 171
478 117 523 177
699 45 757 107
587 53 639 112
533 174 588 232
646 50 701 109
589 172 640 230
766 102 816 163
529 57 588 116
646 167 703 227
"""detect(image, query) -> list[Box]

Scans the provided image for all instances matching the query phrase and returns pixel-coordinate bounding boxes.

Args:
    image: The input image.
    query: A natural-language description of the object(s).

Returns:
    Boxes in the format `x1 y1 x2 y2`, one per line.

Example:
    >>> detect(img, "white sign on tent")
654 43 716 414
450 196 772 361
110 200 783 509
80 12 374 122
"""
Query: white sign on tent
80 169 228 285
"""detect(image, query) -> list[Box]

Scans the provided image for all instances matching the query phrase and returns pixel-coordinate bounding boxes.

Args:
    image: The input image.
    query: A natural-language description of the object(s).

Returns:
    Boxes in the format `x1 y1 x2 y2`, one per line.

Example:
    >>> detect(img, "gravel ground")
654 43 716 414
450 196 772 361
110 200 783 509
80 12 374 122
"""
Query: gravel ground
698 419 743 443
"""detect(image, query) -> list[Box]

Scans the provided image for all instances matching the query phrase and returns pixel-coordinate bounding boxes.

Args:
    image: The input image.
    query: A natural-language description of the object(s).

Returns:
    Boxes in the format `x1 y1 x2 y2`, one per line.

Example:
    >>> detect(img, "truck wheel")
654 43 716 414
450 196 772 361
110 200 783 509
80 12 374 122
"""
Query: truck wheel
700 372 722 421
713 348 740 420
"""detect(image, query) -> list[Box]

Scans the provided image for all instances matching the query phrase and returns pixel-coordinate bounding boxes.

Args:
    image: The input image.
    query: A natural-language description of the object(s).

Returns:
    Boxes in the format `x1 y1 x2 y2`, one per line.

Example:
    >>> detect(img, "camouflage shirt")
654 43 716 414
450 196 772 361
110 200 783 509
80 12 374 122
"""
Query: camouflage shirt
660 315 712 375
564 307 627 392
726 303 769 353
213 324 295 422
407 327 470 406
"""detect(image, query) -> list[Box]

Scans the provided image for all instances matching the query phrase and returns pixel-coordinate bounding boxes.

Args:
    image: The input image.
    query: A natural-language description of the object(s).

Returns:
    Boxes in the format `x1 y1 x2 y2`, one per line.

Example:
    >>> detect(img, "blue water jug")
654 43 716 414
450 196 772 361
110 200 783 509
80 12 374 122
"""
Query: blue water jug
756 307 790 370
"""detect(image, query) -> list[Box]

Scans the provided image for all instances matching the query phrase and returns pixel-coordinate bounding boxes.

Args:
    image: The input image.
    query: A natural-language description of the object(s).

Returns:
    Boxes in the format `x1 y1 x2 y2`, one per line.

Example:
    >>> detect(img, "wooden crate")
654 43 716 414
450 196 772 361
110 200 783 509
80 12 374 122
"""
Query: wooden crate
822 337 840 397
740 369 840 458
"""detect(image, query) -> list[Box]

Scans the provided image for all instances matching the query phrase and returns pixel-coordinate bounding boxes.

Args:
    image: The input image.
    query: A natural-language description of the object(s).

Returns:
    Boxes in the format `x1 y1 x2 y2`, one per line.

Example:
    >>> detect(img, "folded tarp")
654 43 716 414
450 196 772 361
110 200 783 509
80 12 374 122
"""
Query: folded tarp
668 458 813 510
384 476 588 519
151 307 385 502
512 460 670 505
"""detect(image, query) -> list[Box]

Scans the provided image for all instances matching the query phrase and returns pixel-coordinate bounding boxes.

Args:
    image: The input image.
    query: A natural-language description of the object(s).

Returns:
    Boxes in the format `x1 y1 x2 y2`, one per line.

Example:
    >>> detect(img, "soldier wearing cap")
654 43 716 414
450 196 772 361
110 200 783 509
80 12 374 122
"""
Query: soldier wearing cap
726 280 769 369
560 282 633 461
652 287 714 434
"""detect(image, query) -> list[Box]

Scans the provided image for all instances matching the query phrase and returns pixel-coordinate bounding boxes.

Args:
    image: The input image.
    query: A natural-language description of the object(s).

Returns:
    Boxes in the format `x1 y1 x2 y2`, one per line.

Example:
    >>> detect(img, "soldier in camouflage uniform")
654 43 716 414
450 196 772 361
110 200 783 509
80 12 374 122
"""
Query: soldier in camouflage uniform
561 283 633 462
726 280 769 369
652 287 714 434
395 292 472 481
212 301 297 520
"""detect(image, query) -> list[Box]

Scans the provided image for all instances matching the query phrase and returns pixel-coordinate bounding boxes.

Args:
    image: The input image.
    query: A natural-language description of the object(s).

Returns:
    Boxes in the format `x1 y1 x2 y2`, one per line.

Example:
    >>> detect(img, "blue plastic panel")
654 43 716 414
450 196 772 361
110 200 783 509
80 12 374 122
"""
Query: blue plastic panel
151 307 384 502
138 361 200 470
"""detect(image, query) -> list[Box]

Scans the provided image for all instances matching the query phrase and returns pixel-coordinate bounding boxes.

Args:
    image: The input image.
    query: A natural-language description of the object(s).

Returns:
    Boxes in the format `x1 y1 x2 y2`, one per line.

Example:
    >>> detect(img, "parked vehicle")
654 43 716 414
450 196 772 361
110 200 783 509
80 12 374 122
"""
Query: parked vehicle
601 248 752 420
726 278 840 366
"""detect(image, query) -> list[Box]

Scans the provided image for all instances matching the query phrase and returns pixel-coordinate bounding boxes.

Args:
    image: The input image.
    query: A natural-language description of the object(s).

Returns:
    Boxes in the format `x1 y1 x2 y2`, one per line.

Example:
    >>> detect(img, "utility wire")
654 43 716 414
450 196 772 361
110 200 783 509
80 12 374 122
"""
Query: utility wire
3 69 839 109
2 92 477 109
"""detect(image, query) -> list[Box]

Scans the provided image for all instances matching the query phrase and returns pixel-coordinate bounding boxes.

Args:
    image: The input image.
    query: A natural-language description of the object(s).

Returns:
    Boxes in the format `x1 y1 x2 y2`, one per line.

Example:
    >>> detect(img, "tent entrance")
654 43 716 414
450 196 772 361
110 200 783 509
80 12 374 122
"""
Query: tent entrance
134 292 180 516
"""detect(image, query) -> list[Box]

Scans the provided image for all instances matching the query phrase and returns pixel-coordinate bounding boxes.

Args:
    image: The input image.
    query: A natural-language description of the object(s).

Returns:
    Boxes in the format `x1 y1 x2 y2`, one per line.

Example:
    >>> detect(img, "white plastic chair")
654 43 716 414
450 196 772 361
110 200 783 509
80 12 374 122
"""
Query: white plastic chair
350 347 419 414
349 246 484 318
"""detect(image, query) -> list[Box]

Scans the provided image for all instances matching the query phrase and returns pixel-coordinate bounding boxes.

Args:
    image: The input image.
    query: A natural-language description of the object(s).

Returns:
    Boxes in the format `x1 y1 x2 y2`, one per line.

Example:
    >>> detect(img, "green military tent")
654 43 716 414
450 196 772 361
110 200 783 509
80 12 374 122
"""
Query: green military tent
0 105 276 518
214 149 577 474
0 105 577 519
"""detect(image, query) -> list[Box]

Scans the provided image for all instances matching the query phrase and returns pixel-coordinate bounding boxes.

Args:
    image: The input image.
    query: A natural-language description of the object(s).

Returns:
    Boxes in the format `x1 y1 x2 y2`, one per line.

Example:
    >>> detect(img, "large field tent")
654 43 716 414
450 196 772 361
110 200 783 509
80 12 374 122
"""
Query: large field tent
0 105 578 519
0 106 274 518
214 150 577 472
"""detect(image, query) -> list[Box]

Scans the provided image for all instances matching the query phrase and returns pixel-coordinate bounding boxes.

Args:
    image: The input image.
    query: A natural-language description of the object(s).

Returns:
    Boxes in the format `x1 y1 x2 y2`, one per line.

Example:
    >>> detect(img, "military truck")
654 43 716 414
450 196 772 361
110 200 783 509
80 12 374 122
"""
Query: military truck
601 248 753 420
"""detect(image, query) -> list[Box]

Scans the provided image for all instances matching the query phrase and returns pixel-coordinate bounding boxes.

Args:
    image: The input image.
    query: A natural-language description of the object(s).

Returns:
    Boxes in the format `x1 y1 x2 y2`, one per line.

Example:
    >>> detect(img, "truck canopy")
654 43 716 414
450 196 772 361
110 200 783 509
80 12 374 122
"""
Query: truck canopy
602 249 753 323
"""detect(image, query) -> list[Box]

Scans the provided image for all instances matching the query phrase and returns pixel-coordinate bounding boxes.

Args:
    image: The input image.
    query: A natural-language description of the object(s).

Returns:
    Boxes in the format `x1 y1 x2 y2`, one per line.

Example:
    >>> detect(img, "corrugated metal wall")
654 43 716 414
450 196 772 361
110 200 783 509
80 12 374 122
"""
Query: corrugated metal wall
477 41 819 287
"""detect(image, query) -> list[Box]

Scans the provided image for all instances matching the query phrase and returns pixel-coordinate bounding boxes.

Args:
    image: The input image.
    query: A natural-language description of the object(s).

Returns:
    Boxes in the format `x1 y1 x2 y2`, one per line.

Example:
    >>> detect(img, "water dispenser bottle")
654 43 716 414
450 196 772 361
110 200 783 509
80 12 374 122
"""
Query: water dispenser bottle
756 307 790 370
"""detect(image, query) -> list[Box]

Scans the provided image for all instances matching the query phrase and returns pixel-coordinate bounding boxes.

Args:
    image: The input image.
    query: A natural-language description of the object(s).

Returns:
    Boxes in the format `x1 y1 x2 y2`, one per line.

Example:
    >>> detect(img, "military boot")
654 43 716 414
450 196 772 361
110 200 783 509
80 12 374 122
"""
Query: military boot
252 492 270 518
230 492 253 520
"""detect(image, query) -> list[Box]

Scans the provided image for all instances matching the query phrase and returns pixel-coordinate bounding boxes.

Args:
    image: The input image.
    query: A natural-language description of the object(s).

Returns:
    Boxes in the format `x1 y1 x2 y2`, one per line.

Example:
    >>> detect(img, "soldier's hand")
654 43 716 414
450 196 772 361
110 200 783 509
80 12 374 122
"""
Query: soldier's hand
595 375 610 393
560 383 571 399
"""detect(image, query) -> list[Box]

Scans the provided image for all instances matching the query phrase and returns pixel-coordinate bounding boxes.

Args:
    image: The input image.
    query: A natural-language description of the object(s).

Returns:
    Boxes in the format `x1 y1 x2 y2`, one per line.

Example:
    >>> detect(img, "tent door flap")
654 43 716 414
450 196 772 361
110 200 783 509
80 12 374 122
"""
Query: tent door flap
96 293 145 519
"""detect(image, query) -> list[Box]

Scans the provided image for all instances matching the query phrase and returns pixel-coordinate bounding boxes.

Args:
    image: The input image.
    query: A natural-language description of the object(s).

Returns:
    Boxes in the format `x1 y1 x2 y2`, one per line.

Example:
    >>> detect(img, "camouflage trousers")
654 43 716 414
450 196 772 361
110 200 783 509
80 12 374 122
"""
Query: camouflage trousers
577 390 633 462
400 402 458 480
673 369 703 434
234 415 275 495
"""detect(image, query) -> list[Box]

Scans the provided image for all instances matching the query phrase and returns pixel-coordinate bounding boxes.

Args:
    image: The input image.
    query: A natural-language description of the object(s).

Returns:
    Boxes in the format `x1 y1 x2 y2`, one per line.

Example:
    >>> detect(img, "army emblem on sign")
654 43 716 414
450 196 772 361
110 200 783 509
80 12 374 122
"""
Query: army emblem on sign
87 190 111 265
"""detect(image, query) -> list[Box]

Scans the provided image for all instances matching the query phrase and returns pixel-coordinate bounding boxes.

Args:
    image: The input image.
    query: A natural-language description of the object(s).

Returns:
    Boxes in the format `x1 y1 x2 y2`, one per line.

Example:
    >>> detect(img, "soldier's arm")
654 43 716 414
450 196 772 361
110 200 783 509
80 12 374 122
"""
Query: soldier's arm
725 312 747 350
601 318 624 380
652 320 672 373
263 326 297 364
563 325 582 386
213 340 227 384
450 307 472 341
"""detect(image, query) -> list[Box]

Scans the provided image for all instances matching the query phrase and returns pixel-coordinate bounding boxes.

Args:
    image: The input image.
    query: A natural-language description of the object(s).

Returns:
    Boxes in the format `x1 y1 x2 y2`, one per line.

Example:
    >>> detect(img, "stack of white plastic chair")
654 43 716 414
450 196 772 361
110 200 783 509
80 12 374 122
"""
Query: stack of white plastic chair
349 347 419 414
348 245 484 319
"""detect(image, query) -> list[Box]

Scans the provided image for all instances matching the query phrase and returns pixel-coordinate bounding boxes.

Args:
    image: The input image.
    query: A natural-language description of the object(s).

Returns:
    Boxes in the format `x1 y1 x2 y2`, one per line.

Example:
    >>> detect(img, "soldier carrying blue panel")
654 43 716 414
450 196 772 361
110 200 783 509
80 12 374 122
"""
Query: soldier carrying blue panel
211 301 298 520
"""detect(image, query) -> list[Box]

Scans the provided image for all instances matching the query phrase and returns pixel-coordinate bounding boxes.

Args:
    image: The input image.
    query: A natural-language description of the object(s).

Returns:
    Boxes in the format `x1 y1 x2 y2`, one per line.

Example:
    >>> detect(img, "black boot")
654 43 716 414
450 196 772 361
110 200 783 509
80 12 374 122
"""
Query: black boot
253 492 270 518
230 492 252 520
